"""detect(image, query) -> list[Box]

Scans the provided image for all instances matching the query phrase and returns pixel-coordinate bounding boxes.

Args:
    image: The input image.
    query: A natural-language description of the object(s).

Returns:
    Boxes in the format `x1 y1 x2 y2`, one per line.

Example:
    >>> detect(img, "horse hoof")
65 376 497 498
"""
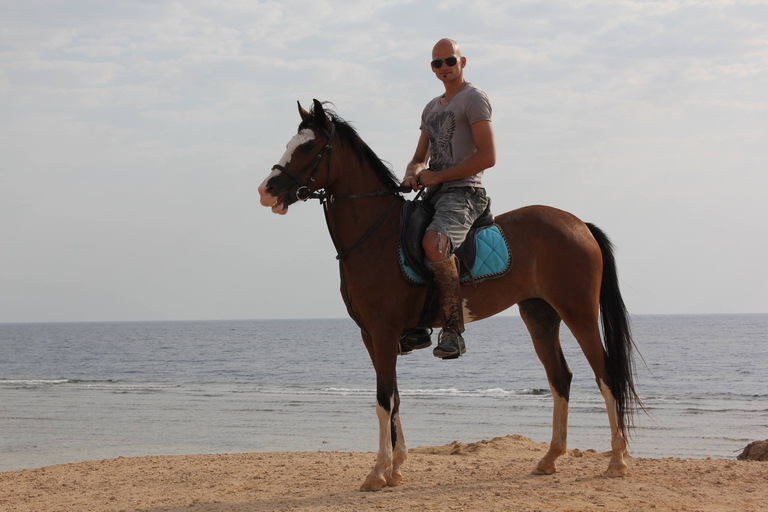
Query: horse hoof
360 474 386 492
386 471 403 487
532 459 557 475
605 463 628 478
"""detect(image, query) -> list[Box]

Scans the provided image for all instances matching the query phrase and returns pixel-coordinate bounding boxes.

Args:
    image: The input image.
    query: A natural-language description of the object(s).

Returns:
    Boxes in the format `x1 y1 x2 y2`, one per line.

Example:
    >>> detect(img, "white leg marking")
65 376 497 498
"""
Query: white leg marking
375 401 393 470
599 379 622 449
599 379 629 476
549 384 569 451
361 399 393 490
533 384 569 475
391 411 407 485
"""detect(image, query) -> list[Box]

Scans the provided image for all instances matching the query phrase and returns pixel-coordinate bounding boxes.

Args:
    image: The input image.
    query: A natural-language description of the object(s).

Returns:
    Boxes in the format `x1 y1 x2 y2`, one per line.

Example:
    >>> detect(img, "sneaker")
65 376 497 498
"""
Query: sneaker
399 328 433 355
432 329 466 359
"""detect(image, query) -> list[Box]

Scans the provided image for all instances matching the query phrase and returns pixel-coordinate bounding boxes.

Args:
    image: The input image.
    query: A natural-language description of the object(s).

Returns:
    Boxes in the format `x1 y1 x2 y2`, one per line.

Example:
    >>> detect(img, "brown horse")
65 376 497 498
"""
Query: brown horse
258 100 641 491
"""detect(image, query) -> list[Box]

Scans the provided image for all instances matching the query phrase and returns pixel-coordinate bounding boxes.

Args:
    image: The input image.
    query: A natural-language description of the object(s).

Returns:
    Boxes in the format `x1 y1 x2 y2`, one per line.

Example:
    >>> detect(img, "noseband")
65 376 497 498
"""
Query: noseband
270 123 336 203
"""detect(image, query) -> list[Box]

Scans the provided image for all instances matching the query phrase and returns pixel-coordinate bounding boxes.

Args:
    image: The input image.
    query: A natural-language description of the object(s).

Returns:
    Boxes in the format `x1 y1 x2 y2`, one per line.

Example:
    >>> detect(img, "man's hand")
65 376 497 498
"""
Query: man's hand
417 169 442 187
402 175 422 192
404 130 430 191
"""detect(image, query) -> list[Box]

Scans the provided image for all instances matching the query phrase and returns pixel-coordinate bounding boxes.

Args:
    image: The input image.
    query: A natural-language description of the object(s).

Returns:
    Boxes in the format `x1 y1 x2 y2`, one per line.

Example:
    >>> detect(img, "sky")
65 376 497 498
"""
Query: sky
1 0 766 323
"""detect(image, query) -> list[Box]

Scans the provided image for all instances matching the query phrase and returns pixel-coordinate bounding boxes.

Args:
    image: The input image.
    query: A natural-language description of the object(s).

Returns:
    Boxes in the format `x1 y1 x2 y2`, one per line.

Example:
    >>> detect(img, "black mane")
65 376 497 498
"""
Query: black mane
299 103 402 191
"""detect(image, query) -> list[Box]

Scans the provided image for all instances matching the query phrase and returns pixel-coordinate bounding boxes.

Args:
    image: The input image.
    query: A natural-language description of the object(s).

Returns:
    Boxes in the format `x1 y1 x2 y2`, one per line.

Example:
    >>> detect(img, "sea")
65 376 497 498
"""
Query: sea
1 315 766 472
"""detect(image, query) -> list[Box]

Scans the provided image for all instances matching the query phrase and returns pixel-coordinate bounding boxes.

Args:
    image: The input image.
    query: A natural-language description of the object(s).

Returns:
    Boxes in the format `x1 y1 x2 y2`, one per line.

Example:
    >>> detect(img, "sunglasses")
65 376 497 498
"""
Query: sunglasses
431 56 458 68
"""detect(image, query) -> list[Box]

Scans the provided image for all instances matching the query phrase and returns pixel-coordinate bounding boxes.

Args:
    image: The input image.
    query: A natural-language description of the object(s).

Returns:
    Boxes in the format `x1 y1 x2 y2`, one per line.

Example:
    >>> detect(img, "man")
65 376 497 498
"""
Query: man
402 38 496 359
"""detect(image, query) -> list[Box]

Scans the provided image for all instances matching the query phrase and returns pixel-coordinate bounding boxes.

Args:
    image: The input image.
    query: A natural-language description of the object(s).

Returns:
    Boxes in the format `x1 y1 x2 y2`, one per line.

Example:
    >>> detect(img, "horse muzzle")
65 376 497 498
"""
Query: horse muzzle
258 172 292 215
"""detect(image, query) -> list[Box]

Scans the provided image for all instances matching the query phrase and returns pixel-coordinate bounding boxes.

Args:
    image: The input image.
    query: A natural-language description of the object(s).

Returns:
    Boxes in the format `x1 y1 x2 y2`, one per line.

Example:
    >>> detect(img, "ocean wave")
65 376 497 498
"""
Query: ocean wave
646 392 768 401
318 387 551 398
229 385 558 399
0 379 71 387
684 407 768 414
634 393 767 406
0 378 179 392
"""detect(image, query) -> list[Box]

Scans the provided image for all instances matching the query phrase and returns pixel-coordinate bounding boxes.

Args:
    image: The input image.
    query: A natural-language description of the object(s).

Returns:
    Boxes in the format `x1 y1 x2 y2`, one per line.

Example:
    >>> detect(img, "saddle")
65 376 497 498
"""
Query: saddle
397 198 512 352
398 199 511 285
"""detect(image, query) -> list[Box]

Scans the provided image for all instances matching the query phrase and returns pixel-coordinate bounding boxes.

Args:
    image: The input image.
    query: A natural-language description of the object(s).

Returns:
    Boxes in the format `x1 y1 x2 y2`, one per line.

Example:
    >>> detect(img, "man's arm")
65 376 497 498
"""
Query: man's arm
417 120 495 187
402 129 431 191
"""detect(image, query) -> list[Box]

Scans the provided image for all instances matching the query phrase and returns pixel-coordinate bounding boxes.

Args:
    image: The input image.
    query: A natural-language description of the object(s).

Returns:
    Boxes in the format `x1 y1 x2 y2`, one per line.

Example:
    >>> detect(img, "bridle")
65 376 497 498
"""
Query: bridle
269 121 412 261
269 120 413 334
270 123 336 204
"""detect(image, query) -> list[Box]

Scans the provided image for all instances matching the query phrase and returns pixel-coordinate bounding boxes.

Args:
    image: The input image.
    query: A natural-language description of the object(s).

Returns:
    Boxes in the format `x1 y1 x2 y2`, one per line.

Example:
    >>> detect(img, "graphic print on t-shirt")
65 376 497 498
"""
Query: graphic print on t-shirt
425 110 456 171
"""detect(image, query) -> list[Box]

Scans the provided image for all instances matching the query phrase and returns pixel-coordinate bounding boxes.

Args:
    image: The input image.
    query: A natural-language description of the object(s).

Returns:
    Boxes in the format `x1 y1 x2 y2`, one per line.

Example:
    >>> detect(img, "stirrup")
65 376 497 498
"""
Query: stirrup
433 329 466 359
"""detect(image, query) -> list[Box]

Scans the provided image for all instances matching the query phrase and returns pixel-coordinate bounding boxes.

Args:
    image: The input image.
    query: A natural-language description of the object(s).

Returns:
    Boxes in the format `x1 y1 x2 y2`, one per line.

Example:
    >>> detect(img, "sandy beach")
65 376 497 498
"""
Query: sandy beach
1 435 765 511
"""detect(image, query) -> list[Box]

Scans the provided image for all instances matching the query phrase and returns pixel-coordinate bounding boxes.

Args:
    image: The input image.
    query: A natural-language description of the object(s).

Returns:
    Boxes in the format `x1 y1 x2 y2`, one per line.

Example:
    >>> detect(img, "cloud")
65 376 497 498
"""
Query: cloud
1 0 767 321
5 59 123 88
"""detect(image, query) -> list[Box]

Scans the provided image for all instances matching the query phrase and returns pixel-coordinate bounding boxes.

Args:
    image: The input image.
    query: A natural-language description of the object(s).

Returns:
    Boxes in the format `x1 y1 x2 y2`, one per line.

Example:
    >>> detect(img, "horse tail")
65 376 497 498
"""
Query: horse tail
586 223 642 439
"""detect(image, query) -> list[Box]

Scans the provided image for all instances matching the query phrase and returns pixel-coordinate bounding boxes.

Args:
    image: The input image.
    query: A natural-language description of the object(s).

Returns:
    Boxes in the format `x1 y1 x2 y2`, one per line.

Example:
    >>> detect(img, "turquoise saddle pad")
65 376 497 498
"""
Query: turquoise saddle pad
399 224 511 285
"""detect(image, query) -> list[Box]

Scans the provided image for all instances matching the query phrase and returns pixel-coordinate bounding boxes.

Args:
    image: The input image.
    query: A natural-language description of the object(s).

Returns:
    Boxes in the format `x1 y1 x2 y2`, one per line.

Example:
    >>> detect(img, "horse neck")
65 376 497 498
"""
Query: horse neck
324 149 402 258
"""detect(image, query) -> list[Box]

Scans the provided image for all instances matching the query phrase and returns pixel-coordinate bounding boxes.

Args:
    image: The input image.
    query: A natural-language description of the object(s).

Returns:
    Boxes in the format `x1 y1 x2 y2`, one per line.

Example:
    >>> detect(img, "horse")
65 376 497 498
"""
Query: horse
258 99 641 491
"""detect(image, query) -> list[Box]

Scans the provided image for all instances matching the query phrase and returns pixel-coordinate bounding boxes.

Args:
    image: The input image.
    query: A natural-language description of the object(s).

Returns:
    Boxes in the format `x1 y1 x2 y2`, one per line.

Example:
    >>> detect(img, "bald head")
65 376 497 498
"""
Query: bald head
433 38 462 58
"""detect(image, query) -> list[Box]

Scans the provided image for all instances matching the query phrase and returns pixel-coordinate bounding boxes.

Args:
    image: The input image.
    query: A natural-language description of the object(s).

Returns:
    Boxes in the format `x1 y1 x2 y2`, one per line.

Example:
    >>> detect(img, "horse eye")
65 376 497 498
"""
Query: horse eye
301 143 314 152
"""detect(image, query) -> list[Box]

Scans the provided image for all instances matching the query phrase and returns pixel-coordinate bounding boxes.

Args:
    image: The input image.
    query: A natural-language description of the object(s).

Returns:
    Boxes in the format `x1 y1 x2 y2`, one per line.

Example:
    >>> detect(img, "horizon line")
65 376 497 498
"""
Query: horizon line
2 312 767 326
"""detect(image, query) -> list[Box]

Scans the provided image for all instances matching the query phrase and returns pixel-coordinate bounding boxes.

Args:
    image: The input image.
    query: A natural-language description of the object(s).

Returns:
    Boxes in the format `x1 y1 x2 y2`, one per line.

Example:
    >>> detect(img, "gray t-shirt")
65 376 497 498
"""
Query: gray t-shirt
420 82 492 188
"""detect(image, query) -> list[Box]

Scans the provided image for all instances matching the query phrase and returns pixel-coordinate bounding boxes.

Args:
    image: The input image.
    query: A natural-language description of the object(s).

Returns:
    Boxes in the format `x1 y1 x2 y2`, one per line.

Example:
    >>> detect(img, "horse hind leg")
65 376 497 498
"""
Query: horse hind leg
561 311 629 477
599 377 629 477
519 299 572 475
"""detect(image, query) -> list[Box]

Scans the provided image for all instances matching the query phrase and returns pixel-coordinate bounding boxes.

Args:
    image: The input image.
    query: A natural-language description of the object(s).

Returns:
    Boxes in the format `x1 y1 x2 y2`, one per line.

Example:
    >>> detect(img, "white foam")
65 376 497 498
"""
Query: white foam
315 387 550 398
0 379 70 386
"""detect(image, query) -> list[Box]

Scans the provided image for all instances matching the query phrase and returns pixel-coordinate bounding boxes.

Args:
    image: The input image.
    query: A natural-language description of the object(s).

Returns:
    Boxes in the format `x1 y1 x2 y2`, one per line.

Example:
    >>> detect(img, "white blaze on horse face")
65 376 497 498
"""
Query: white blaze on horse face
258 129 316 215
278 128 315 167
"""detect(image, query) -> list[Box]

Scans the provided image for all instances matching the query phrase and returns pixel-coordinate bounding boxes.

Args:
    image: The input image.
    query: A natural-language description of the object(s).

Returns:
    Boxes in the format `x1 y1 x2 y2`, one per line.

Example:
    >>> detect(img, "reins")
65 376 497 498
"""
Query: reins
269 120 413 335
271 120 411 261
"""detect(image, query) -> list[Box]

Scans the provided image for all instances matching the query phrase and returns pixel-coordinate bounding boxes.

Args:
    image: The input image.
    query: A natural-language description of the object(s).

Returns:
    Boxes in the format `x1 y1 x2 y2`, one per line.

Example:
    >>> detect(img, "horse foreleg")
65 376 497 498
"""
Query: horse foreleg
360 335 401 491
360 393 393 491
599 379 629 477
389 387 407 486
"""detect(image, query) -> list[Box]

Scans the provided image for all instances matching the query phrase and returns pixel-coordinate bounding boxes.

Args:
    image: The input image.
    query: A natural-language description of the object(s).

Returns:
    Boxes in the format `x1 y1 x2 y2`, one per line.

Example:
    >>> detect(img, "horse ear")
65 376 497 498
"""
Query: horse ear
312 98 331 130
298 101 310 122
312 99 324 116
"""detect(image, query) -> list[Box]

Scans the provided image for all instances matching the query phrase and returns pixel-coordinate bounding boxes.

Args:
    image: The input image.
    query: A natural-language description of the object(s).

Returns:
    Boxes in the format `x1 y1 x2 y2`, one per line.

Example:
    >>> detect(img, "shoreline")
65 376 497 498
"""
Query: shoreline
1 435 765 511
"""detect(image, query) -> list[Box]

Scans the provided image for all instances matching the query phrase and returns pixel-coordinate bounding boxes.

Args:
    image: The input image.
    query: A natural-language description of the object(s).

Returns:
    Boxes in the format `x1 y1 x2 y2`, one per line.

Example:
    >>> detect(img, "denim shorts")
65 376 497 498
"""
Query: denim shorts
426 186 489 251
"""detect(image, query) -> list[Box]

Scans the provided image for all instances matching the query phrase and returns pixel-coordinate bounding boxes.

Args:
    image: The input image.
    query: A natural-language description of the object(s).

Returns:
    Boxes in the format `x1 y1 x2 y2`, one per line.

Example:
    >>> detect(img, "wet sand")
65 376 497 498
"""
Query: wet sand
1 435 765 511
